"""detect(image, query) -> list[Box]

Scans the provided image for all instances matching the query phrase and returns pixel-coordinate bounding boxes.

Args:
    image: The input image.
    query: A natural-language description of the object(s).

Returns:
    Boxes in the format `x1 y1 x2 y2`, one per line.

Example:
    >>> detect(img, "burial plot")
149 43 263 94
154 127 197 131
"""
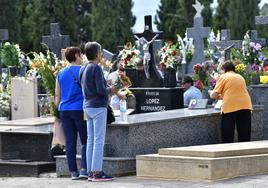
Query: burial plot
137 140 268 181
127 15 184 113
0 117 55 177
42 23 70 59
11 77 38 120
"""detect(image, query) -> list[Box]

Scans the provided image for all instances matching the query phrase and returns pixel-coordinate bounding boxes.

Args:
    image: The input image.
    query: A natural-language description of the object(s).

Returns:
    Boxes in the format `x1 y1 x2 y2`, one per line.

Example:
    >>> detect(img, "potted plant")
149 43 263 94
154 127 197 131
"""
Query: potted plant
0 42 22 76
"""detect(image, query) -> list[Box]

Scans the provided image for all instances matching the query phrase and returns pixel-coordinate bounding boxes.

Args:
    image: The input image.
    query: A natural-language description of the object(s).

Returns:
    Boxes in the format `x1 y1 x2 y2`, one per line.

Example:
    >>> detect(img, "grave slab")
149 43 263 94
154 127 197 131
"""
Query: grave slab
137 141 268 181
0 160 55 177
0 116 54 127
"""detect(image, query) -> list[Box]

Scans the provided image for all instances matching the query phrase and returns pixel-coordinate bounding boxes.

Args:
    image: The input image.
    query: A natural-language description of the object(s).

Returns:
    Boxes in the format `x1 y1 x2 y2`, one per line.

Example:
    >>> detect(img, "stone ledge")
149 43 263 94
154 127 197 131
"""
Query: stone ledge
55 155 135 177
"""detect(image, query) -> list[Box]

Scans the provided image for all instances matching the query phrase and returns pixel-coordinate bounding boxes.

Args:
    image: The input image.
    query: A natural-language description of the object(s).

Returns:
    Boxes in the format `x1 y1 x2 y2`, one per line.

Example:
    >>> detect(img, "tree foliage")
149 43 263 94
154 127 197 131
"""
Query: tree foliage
155 0 212 41
91 0 135 53
213 0 260 39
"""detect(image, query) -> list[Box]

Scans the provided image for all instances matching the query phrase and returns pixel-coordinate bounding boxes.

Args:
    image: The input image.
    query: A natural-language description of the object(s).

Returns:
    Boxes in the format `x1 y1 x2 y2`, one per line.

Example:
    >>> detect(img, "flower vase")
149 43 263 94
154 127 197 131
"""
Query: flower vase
251 74 260 85
125 68 138 87
164 67 176 87
202 87 213 105
175 65 184 84
8 66 18 77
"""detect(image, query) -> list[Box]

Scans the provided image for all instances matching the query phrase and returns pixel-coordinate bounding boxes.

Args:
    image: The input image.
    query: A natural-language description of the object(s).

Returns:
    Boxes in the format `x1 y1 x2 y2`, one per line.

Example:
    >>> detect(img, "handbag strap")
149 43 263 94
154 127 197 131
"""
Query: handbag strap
68 66 81 88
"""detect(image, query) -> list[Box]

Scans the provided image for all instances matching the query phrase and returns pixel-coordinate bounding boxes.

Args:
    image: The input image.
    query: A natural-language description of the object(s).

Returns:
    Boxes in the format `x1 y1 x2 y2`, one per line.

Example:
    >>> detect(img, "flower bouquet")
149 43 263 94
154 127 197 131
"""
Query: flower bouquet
158 42 182 69
119 43 141 69
28 50 67 117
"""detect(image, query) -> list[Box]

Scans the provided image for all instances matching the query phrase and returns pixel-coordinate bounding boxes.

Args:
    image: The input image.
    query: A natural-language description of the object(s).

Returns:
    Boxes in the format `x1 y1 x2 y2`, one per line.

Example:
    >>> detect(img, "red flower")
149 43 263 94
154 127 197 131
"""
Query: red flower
172 50 177 56
126 56 131 61
164 56 168 62
159 62 166 69
131 51 136 55
124 60 128 65
194 80 204 91
163 48 167 52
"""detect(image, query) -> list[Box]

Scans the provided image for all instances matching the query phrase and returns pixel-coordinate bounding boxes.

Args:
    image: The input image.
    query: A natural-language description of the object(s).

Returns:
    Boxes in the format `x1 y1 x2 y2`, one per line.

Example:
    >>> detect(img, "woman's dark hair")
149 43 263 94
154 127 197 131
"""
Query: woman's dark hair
65 47 81 62
84 42 102 60
221 60 235 72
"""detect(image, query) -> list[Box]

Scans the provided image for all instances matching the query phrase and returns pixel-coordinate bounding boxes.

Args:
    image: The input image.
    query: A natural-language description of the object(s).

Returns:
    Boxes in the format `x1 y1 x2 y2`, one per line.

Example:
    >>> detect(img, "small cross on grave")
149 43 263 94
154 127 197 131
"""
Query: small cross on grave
210 29 242 60
134 15 164 87
186 0 210 73
255 16 268 25
250 30 266 46
0 29 9 83
42 23 70 59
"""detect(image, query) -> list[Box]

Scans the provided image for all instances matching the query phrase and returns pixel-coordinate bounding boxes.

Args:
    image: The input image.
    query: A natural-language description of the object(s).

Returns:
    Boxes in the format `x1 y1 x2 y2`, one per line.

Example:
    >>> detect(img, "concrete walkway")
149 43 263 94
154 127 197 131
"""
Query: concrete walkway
1 173 268 188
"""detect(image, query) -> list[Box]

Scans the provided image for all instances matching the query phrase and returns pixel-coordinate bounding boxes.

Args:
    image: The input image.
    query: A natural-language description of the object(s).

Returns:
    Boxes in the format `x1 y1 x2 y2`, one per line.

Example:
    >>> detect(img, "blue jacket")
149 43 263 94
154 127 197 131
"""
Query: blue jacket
80 62 110 108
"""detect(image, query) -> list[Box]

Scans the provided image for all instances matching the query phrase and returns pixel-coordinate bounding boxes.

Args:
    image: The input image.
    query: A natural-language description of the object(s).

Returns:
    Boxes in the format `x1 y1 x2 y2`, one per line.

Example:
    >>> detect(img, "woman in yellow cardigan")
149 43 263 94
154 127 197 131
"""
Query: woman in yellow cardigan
209 60 252 143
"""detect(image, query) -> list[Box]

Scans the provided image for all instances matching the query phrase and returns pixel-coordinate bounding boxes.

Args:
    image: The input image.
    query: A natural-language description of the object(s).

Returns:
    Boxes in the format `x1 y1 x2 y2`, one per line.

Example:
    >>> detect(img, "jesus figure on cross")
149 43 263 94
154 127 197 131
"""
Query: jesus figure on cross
135 33 159 79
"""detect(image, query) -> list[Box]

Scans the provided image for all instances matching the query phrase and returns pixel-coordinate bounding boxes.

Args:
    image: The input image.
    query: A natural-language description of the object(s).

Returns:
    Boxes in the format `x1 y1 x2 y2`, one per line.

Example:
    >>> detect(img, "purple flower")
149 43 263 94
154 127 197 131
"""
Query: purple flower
250 42 255 48
254 43 262 51
210 78 217 87
258 53 265 62
251 64 260 71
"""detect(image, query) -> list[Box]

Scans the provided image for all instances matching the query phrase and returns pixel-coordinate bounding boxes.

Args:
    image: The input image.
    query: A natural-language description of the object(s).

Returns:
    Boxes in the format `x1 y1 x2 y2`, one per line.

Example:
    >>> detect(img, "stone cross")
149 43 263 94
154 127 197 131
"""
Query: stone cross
186 1 210 73
42 23 70 59
255 16 268 25
0 29 9 83
134 15 164 87
250 30 266 46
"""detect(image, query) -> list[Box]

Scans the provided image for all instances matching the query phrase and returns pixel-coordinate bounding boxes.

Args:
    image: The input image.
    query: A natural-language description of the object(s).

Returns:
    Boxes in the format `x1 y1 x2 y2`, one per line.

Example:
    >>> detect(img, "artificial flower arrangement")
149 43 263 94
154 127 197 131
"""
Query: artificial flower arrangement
0 42 23 68
119 42 141 69
158 42 182 69
193 61 217 91
231 31 268 85
177 34 194 65
0 73 11 119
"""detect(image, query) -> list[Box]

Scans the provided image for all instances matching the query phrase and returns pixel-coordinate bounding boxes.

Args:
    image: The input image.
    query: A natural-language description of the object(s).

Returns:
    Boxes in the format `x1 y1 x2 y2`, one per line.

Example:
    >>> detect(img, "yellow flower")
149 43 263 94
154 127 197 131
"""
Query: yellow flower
235 63 246 73
260 76 268 84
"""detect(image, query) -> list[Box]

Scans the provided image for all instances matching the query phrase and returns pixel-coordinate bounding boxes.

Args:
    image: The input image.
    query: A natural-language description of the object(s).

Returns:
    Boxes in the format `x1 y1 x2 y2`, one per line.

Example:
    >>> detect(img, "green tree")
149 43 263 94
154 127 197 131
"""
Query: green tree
155 0 179 41
91 0 134 52
155 0 212 41
227 0 260 39
213 0 230 31
0 0 21 43
213 0 260 39
75 0 92 44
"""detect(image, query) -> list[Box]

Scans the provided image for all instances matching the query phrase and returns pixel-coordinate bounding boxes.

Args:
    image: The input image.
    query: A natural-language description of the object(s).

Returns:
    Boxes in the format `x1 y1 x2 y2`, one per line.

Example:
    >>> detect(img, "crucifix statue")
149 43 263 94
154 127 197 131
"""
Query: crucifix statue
134 33 159 79
134 15 163 87
215 44 234 72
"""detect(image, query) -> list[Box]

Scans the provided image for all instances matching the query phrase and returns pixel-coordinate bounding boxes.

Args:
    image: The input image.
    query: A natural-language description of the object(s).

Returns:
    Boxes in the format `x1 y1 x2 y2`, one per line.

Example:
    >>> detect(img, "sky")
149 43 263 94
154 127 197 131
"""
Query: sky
132 0 268 32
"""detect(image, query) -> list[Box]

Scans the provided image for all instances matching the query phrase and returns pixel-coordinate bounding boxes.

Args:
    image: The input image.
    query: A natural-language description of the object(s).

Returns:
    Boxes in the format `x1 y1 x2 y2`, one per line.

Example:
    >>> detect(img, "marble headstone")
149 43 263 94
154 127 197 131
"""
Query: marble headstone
186 0 210 73
42 23 70 59
255 16 268 25
11 77 38 120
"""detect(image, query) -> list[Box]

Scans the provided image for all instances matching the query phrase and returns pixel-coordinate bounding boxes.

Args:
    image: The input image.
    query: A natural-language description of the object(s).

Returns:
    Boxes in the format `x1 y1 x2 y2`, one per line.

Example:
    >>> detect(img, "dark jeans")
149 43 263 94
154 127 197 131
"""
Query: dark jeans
60 110 87 172
221 109 251 143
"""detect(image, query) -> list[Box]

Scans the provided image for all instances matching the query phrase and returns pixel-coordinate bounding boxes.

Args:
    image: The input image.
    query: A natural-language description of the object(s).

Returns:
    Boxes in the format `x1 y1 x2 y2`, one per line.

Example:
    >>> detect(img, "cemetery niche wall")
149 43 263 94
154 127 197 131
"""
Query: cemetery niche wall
124 15 184 113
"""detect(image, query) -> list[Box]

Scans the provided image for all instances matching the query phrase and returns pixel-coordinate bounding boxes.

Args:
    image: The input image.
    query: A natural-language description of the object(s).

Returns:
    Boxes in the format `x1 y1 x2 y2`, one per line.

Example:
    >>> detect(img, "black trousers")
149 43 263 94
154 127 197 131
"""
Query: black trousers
221 109 251 143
